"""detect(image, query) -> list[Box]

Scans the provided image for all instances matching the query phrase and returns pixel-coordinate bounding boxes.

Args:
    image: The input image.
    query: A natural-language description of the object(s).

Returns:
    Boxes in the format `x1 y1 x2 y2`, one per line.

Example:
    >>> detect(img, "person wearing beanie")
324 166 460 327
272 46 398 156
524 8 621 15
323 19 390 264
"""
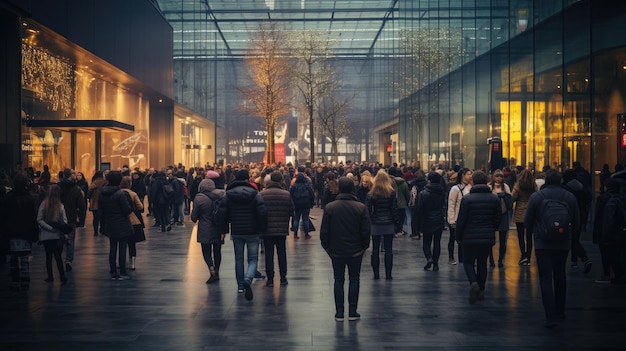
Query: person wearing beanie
216 167 267 300
321 176 371 322
416 172 446 271
191 178 227 284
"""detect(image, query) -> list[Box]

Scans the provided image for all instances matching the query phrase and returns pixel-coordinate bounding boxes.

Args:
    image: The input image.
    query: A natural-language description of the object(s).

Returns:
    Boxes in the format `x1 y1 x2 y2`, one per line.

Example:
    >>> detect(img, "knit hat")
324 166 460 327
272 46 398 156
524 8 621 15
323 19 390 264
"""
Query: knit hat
428 171 441 184
235 169 250 181
206 170 220 179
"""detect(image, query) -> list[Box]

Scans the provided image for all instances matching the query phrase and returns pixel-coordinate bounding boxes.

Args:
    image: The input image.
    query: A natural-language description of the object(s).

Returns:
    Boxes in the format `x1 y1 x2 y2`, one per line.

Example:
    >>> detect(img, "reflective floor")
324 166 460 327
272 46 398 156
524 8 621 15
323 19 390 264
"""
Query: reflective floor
0 207 624 350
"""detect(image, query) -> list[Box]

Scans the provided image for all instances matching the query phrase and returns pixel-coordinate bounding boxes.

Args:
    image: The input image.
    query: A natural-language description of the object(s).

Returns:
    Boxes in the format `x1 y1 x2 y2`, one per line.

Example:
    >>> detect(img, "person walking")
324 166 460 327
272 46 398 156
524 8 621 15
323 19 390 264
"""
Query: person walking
512 169 538 266
75 171 89 228
261 171 295 286
290 173 315 240
120 176 144 271
446 168 473 262
0 174 39 290
525 169 579 328
415 172 446 271
58 168 86 273
562 169 593 273
150 171 172 232
88 171 106 236
488 169 513 268
216 169 267 300
99 171 134 280
36 184 68 284
456 171 501 304
191 178 226 284
320 176 371 321
366 169 398 280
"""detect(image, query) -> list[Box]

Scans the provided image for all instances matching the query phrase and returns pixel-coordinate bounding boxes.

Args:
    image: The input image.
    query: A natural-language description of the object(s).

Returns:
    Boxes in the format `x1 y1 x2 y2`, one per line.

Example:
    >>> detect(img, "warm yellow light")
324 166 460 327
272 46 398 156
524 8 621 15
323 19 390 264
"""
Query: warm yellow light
158 99 163 103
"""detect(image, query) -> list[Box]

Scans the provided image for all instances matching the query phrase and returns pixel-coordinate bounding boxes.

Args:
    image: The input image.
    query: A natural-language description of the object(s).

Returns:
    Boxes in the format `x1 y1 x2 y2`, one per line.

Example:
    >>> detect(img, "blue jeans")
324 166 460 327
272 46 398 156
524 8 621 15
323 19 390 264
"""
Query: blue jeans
65 226 76 263
293 208 311 235
232 235 259 288
171 202 184 224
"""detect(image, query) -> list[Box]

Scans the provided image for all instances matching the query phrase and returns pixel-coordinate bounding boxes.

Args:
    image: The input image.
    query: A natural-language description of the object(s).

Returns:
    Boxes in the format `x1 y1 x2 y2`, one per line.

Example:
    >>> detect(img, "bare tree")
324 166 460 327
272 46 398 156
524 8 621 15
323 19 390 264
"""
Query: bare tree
289 30 336 163
317 94 351 163
241 22 294 164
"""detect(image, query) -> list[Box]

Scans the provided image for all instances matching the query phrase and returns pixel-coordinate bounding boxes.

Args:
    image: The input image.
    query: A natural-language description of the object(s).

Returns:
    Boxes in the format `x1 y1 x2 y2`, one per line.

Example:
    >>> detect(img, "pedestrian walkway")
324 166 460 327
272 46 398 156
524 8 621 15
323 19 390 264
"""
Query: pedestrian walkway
0 207 623 350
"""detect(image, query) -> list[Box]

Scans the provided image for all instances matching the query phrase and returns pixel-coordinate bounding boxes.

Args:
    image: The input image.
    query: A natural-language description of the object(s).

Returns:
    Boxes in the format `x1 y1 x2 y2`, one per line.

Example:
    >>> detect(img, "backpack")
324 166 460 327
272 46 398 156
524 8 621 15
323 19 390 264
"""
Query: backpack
537 195 571 242
161 182 175 202
206 192 224 224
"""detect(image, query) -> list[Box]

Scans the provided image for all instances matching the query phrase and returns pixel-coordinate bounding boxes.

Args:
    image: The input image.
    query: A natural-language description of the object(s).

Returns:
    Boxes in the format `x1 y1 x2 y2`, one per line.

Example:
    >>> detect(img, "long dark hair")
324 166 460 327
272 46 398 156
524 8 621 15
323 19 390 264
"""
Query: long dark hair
43 184 63 223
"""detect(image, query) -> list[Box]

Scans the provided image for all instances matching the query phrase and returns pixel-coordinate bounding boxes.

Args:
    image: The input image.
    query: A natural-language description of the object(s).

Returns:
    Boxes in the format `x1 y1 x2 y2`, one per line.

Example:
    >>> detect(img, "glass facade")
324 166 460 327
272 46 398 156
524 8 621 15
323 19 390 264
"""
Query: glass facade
20 19 151 180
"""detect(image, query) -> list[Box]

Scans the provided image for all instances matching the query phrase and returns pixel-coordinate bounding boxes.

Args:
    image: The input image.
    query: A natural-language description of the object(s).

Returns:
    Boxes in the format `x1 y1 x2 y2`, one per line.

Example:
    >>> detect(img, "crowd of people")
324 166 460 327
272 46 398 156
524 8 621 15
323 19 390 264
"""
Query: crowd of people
1 159 625 327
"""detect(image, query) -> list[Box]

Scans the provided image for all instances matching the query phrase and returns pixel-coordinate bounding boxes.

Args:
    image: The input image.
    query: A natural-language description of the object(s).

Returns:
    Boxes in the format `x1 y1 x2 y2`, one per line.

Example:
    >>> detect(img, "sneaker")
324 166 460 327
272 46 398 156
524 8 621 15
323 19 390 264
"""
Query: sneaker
449 259 457 265
111 275 120 281
65 262 72 272
305 235 312 240
254 271 266 280
524 261 531 266
118 275 131 280
583 261 593 274
243 280 253 301
348 313 360 321
294 235 300 240
469 282 480 304
335 313 345 322
237 288 245 293
266 280 274 287
175 222 185 228
518 257 528 265
280 278 288 286
166 225 172 232
478 290 485 301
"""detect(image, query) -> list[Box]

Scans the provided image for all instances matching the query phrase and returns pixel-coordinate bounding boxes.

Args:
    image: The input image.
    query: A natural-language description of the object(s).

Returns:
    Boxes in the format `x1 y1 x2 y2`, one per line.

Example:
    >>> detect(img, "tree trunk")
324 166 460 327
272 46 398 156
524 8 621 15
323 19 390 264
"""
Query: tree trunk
267 122 275 164
332 140 339 163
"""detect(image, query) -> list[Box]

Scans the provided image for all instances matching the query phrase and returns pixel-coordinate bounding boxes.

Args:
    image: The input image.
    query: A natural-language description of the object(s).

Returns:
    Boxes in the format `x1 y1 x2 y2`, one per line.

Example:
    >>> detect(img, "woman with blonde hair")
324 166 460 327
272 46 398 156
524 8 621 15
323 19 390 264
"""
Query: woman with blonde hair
366 169 398 279
511 169 538 265
120 176 144 270
356 170 372 203
37 184 68 284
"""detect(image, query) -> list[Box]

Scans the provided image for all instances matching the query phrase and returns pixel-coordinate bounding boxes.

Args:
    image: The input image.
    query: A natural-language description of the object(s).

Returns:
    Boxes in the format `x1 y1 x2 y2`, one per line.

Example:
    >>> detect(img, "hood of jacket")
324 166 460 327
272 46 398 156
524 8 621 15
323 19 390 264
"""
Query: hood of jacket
394 176 406 186
296 173 306 183
226 180 259 203
565 178 583 192
424 182 444 194
100 185 121 197
198 179 216 193
58 178 76 192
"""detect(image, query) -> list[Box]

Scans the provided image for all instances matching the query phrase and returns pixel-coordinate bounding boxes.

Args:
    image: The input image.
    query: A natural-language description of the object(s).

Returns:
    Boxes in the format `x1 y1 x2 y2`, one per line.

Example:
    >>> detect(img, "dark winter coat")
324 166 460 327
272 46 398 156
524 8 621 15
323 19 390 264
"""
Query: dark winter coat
290 174 314 210
0 188 39 246
98 185 134 239
261 181 295 237
218 180 267 235
59 178 86 226
524 184 579 251
191 179 225 244
366 192 397 226
150 174 170 206
456 184 501 246
131 177 146 199
320 193 371 258
415 182 446 234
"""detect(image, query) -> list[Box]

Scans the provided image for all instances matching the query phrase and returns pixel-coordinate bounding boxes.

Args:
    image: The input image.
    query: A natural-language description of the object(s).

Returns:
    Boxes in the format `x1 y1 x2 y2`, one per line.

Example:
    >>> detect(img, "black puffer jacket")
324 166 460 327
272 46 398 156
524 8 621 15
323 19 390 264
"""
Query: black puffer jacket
219 180 267 235
321 193 371 258
525 184 579 250
415 182 445 234
366 192 398 225
59 178 86 226
261 181 294 237
98 185 133 239
456 184 501 246
290 174 314 210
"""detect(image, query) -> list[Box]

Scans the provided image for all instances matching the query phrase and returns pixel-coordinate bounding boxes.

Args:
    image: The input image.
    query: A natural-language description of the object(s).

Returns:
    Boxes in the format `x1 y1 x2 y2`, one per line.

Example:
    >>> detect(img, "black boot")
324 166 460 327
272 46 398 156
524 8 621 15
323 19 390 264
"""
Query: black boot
384 254 393 280
371 254 380 279
348 304 360 321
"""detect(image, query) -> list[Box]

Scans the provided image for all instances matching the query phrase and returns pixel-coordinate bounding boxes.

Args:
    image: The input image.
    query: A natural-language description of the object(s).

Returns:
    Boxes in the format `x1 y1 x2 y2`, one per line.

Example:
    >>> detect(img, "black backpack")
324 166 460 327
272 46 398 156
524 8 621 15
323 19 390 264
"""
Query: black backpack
536 194 572 242
161 182 175 202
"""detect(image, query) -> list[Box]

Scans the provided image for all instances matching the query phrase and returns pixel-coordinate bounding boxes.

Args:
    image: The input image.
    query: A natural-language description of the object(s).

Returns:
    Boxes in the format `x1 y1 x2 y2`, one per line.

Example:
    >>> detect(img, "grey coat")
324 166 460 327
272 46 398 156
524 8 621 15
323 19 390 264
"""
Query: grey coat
191 179 225 244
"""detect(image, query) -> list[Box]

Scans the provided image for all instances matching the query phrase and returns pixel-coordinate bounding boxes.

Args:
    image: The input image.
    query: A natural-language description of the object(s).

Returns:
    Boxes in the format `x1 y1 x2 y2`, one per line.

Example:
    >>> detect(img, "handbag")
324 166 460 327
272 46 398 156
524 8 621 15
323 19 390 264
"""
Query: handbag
50 221 73 234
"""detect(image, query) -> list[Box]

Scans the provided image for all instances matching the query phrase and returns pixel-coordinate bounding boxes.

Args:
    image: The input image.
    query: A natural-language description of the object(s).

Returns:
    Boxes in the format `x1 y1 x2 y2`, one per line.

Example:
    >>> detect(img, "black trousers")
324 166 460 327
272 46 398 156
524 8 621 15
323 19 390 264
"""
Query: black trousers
263 236 287 279
201 242 222 271
331 254 363 314
536 249 568 319
462 243 491 290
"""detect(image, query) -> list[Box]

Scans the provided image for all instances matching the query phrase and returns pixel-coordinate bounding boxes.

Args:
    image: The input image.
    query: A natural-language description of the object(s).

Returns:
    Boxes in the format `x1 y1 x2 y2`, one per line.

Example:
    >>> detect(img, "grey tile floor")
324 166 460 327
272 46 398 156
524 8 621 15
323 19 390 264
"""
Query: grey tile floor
1 207 624 350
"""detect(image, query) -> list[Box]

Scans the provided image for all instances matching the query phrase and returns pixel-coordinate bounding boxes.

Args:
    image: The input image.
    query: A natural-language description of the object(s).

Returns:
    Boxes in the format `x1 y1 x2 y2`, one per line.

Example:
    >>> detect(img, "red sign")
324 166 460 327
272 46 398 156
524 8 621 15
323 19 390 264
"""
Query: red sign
275 143 286 164
386 143 393 153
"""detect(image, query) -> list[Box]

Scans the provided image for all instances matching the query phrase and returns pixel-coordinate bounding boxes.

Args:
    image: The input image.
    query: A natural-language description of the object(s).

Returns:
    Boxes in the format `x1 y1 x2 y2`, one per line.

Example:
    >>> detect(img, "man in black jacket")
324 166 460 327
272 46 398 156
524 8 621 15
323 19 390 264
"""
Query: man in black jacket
320 177 371 322
58 168 86 272
525 169 579 328
456 171 501 304
217 169 267 301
